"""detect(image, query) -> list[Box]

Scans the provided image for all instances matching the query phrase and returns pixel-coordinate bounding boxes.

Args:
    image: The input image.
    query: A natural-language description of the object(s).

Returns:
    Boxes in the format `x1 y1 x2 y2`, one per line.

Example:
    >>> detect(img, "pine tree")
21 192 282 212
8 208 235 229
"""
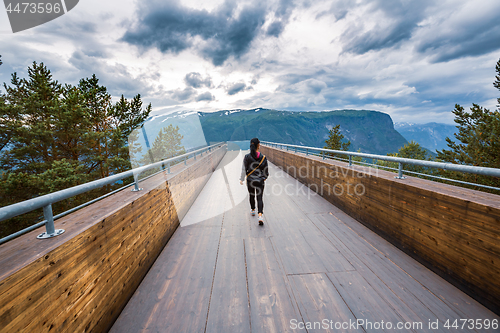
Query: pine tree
109 94 152 173
0 63 152 237
379 141 431 174
78 74 113 179
141 125 185 164
0 62 62 173
324 124 350 159
0 91 11 152
436 58 500 191
0 63 65 234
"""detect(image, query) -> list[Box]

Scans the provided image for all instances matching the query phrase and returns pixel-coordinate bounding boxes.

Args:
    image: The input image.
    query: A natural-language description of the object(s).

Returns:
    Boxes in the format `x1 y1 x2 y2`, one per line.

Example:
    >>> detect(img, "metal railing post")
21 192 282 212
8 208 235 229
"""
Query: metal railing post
306 148 309 156
167 162 171 174
37 204 64 239
322 151 325 160
132 172 143 192
184 157 187 165
349 155 352 166
395 162 406 179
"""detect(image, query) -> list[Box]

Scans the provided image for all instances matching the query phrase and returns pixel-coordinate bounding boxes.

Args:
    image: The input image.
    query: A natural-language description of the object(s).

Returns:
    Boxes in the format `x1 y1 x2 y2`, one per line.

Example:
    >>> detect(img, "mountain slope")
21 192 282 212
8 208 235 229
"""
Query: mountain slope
199 109 407 155
395 122 457 153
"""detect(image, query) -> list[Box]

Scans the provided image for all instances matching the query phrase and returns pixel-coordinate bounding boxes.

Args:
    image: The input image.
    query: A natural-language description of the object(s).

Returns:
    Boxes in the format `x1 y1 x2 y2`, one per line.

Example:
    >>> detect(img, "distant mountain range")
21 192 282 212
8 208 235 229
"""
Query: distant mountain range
394 122 458 153
139 108 456 155
138 109 458 158
140 108 407 155
198 109 407 155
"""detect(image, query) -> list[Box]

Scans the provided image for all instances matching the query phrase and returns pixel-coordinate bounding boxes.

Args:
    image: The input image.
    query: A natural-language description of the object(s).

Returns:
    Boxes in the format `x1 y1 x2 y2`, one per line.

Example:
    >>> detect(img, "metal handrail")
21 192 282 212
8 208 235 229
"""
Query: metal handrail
261 141 500 179
0 142 226 242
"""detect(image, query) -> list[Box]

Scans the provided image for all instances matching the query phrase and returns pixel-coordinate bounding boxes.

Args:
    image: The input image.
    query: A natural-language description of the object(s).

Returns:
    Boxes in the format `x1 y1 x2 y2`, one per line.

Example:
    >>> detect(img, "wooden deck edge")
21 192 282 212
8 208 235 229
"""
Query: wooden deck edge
261 145 500 315
0 146 227 332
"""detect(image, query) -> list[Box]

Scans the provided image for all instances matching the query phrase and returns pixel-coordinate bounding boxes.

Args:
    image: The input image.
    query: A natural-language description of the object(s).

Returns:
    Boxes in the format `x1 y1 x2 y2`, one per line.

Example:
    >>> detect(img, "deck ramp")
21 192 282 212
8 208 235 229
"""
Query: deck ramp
111 150 498 333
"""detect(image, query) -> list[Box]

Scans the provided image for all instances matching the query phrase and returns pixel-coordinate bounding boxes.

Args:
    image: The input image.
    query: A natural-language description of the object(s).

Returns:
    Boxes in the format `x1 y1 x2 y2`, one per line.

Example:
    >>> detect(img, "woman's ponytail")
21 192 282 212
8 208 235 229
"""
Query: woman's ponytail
250 137 260 159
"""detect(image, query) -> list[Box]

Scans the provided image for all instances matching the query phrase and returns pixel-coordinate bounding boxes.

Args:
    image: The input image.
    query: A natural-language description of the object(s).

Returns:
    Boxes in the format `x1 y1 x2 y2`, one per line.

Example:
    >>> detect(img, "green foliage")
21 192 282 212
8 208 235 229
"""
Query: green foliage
436 58 500 192
437 104 500 168
133 125 186 178
436 103 500 190
140 125 185 165
0 91 11 152
398 140 429 160
495 59 500 106
0 62 152 237
351 148 365 165
378 141 431 174
323 124 350 159
324 124 350 151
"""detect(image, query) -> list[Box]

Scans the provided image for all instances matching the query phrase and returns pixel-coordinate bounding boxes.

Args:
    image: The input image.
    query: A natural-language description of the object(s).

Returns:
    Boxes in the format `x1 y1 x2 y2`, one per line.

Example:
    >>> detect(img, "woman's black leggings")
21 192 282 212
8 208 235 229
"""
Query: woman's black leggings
247 180 265 214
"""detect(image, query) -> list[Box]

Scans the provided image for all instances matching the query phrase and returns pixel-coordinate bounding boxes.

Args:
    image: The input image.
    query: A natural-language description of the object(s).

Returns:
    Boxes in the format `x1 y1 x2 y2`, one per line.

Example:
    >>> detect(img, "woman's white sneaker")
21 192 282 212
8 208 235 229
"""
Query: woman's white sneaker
251 209 256 216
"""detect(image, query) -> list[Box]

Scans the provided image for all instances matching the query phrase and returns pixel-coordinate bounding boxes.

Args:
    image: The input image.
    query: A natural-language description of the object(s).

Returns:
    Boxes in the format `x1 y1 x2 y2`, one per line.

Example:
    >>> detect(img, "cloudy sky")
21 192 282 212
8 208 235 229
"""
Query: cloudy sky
1 0 499 124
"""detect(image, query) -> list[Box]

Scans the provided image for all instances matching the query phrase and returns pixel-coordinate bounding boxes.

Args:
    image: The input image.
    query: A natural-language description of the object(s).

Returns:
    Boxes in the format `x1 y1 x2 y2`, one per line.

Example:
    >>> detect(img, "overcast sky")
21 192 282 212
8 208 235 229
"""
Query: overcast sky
1 0 499 124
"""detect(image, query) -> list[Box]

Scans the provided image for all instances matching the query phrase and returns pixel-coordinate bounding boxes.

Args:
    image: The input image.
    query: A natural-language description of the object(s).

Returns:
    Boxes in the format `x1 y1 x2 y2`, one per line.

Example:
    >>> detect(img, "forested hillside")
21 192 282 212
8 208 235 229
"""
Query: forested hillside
198 108 408 155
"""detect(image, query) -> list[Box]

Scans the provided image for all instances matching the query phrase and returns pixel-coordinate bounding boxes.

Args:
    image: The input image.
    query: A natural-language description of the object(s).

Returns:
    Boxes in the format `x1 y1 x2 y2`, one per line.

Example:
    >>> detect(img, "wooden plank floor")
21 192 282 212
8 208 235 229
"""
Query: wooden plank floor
111 151 499 333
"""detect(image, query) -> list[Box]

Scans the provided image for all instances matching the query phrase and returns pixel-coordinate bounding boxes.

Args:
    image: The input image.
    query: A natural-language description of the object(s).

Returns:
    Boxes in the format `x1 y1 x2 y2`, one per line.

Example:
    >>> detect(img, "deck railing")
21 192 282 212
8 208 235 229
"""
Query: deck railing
0 142 226 244
261 141 500 191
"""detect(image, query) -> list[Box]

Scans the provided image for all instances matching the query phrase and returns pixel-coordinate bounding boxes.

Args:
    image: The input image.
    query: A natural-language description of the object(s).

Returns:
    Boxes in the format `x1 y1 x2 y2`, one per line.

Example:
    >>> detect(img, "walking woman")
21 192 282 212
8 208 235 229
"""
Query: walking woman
240 138 269 225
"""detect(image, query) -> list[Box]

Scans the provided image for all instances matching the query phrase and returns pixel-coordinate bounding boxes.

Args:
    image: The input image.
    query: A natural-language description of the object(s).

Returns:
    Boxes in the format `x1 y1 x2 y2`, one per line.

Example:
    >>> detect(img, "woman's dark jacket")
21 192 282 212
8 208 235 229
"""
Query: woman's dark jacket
240 152 269 183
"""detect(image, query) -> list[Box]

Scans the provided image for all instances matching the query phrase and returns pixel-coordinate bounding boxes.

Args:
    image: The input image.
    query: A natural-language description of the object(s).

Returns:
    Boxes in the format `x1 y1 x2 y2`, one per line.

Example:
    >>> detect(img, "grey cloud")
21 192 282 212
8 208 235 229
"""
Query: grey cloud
0 43 70 86
122 0 267 66
200 4 267 66
68 50 157 98
267 0 295 36
275 0 294 17
171 87 196 101
37 18 98 40
68 51 133 96
416 13 500 62
35 19 110 59
316 0 349 21
341 0 433 54
227 82 247 95
195 91 215 102
306 79 327 93
185 72 212 88
275 73 319 86
266 21 284 37
1 45 160 106
274 72 330 94
82 48 108 58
